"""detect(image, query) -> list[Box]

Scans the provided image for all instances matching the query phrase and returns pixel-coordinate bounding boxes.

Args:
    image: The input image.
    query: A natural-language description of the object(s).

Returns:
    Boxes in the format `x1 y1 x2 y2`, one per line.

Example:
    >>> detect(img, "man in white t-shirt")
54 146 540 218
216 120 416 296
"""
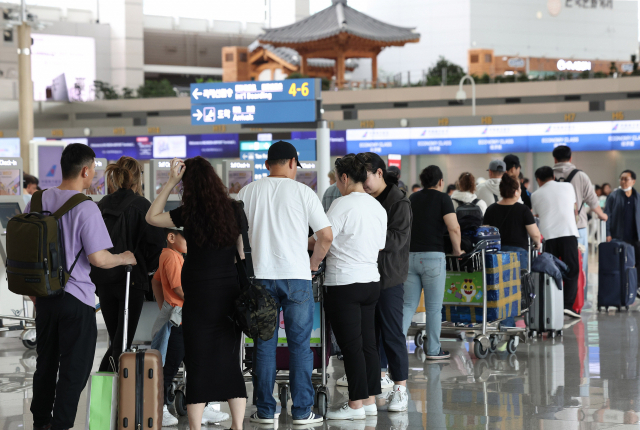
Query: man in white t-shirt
238 141 333 425
531 166 581 318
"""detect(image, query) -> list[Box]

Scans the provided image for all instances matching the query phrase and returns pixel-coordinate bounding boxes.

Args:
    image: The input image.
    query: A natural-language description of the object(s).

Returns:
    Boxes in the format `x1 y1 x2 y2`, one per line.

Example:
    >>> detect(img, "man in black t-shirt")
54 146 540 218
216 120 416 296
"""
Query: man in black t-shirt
504 154 532 209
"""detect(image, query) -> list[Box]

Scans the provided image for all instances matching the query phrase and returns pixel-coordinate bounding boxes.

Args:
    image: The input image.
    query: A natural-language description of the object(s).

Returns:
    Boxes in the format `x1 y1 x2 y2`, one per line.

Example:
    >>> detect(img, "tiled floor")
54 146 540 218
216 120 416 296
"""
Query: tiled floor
2 256 640 429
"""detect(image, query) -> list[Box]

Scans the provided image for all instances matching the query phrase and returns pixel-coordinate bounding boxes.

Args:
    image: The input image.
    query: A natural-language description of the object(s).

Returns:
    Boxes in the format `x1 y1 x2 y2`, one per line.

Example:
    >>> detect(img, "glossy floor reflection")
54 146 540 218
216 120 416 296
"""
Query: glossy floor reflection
2 277 640 429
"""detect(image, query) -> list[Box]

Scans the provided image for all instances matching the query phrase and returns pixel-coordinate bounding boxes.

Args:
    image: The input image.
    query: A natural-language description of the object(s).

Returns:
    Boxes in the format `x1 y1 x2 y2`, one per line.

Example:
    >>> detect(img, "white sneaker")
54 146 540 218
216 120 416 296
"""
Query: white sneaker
249 412 274 424
326 403 366 420
292 412 324 425
336 374 349 386
201 404 229 424
387 387 409 412
162 405 179 427
380 375 394 389
564 309 581 319
363 403 377 416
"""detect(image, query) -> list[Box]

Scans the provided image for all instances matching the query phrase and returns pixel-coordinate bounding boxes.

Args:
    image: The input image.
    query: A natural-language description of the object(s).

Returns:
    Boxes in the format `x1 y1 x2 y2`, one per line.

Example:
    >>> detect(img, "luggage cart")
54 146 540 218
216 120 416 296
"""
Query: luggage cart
412 241 527 360
241 263 330 417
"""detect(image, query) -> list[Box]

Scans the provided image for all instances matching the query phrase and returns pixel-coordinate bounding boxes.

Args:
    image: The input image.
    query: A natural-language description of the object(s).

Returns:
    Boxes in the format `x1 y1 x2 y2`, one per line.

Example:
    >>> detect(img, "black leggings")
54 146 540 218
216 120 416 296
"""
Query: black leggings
97 284 145 372
164 325 185 405
324 282 381 401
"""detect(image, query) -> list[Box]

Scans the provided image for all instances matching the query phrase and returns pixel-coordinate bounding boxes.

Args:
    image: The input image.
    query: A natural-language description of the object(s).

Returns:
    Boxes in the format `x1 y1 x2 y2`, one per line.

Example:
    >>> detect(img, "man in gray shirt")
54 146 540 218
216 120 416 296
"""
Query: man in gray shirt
552 145 608 308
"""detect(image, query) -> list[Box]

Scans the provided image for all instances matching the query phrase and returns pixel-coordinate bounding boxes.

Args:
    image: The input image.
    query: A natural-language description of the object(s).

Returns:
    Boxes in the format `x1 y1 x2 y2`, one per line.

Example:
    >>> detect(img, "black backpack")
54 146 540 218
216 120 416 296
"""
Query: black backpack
232 203 278 341
453 198 484 232
90 193 138 287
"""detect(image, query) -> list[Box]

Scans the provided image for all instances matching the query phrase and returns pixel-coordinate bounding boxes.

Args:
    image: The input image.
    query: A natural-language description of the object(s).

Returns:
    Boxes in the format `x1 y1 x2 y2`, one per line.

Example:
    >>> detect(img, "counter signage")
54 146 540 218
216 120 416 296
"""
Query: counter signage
344 120 640 156
292 130 346 156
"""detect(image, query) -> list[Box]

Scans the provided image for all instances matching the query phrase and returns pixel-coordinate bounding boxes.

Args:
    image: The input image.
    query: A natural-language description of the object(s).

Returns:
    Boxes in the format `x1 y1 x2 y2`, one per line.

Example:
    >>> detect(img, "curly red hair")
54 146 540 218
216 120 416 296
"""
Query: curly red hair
180 157 239 248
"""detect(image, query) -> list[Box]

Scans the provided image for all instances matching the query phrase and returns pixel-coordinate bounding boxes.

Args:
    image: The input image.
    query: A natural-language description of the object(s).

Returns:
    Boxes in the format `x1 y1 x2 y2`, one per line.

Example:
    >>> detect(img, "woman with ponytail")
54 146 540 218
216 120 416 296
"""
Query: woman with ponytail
402 165 462 361
312 154 388 420
91 156 165 372
344 152 412 412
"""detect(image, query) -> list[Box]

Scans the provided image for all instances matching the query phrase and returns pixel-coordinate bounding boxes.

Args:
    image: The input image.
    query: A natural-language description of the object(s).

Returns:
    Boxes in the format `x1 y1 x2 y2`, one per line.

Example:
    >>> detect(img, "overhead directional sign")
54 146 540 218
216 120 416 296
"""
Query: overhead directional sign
191 100 317 126
191 79 319 105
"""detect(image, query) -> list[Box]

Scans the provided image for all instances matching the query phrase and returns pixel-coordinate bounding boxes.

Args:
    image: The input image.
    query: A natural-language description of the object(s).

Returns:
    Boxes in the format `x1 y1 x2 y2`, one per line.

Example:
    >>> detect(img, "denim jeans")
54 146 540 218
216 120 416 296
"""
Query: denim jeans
577 228 589 300
402 252 446 356
150 321 172 366
501 246 529 273
253 279 315 420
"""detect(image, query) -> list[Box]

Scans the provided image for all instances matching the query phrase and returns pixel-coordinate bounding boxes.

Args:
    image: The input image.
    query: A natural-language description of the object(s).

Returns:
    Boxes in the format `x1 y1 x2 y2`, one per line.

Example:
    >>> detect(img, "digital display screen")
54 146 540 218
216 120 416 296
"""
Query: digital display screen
164 200 181 212
155 170 181 195
296 171 318 192
0 138 22 158
38 146 64 189
0 170 21 196
153 135 187 159
240 139 316 180
228 171 252 194
31 34 96 102
89 169 105 195
0 202 21 229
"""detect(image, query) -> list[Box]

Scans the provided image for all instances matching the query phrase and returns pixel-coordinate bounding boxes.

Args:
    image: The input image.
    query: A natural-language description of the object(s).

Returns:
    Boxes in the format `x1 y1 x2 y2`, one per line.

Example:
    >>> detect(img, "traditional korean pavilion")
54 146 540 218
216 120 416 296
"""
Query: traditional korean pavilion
257 0 420 88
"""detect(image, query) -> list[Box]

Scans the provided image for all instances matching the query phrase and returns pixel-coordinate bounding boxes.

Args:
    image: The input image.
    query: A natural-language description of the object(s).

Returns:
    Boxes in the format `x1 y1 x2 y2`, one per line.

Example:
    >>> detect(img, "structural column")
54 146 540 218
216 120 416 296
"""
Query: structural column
300 55 307 76
17 22 33 174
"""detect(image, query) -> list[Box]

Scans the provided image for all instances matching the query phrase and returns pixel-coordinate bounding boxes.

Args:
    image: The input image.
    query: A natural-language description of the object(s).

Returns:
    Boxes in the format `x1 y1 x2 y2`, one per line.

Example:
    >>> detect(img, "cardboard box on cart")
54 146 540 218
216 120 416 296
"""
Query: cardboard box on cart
442 252 521 324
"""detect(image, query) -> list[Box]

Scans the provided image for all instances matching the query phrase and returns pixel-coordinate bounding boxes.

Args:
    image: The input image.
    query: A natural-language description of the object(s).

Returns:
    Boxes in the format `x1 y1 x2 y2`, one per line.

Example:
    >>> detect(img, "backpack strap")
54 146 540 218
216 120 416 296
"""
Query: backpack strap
471 199 480 205
565 169 581 184
53 194 93 219
452 199 463 206
31 190 45 213
492 194 499 203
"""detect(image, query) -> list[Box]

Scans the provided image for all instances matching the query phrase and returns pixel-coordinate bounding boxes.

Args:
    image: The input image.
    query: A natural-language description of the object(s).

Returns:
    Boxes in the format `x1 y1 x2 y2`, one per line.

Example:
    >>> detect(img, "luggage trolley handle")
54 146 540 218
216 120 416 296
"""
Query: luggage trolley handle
122 265 134 353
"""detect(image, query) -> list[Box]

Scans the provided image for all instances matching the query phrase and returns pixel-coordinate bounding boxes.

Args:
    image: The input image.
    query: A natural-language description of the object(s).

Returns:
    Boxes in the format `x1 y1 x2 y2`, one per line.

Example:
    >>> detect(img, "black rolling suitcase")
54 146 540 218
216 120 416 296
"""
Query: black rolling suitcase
598 240 637 311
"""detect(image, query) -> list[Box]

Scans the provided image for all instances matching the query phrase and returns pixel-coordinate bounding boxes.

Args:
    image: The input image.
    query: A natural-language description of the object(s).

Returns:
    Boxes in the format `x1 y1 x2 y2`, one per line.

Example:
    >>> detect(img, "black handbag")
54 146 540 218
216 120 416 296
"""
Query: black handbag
232 218 279 341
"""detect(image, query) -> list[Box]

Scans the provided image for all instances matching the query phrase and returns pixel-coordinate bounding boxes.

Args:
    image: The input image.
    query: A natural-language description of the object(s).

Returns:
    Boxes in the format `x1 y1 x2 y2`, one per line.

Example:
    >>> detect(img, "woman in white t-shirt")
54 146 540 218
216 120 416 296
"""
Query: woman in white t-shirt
310 153 387 420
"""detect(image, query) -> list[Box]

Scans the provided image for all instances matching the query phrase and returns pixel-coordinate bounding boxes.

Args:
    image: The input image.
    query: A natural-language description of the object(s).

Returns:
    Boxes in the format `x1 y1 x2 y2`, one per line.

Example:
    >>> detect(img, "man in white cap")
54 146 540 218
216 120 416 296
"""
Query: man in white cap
476 159 507 208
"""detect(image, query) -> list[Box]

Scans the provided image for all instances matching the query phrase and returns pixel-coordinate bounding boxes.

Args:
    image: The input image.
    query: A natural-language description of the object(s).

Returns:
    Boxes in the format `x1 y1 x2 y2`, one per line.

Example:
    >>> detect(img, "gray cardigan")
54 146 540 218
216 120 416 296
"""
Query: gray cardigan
378 185 413 289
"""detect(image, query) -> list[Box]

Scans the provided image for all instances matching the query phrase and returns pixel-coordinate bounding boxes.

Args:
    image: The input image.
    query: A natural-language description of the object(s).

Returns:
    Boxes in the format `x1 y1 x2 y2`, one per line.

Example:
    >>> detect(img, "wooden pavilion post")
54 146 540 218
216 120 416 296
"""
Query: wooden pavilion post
300 54 308 76
336 49 345 89
371 53 378 88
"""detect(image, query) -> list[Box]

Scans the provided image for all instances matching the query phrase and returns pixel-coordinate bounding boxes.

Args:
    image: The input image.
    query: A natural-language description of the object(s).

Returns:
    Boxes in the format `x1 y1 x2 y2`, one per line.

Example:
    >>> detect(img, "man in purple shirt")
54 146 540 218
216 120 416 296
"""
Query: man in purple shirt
27 144 137 430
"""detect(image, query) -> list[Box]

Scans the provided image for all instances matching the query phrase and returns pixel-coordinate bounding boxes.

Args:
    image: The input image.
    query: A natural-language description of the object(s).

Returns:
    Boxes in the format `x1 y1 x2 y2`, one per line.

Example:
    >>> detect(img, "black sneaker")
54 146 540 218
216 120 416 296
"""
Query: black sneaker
292 412 324 425
249 412 274 424
425 349 451 360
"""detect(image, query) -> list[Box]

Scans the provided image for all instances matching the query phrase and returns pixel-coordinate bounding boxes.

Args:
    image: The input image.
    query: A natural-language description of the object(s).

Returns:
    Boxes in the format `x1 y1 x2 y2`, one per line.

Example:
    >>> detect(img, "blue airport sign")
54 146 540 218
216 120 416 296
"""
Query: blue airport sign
190 100 317 126
190 79 319 105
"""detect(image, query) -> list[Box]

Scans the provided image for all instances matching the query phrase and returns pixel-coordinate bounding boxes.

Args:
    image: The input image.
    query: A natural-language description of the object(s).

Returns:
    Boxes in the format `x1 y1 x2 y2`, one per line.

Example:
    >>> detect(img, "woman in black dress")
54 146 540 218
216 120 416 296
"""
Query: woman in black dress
146 156 247 430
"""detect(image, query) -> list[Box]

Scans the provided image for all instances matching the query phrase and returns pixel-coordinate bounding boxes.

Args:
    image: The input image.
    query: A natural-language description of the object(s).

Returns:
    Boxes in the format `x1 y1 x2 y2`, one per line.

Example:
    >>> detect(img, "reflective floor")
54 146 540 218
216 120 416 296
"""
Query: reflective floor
2 267 640 429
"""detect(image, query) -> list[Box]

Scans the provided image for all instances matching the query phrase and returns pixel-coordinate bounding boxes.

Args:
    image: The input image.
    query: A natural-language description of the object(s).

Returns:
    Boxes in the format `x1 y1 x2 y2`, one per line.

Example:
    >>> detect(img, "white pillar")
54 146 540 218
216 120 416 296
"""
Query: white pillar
99 0 144 91
17 22 33 174
409 155 417 189
316 121 331 198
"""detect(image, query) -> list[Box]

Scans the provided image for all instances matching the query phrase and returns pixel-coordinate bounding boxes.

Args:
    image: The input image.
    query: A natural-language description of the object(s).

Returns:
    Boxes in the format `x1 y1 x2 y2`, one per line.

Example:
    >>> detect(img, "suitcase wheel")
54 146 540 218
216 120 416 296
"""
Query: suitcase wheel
506 338 517 355
626 306 630 311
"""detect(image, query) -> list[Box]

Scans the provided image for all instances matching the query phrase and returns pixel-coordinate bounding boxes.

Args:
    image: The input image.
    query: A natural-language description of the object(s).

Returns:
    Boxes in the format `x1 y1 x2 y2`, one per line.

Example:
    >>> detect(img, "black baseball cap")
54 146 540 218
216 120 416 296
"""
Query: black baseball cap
267 140 301 167
503 154 521 171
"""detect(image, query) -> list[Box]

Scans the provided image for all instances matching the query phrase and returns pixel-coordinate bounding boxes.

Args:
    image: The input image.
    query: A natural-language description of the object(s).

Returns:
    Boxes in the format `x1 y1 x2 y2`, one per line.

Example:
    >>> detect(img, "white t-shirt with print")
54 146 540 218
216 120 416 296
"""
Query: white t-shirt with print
531 180 579 240
321 192 387 286
238 177 331 280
